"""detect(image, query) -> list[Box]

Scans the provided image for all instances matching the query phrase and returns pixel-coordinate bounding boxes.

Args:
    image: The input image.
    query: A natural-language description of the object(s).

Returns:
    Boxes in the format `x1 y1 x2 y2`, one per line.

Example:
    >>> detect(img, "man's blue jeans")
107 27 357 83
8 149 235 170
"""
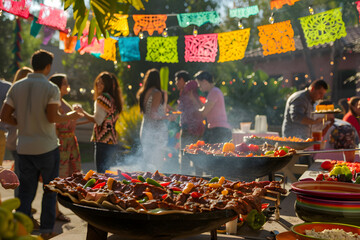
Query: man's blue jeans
94 142 117 173
17 148 60 233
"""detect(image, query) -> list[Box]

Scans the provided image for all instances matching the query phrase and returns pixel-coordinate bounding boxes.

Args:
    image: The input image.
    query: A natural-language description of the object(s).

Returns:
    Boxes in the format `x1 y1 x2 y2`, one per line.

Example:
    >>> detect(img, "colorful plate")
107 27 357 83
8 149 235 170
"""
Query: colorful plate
276 231 298 240
291 181 360 200
291 222 360 240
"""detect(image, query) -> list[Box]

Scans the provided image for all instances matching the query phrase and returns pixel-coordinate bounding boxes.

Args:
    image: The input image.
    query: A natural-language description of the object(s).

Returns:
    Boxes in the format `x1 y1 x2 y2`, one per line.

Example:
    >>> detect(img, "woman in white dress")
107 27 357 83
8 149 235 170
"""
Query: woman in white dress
136 69 170 171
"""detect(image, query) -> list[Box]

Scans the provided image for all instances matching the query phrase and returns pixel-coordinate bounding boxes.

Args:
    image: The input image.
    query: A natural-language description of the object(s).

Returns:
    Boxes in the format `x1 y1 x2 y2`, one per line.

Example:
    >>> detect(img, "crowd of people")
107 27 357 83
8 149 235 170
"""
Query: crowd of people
0 48 358 239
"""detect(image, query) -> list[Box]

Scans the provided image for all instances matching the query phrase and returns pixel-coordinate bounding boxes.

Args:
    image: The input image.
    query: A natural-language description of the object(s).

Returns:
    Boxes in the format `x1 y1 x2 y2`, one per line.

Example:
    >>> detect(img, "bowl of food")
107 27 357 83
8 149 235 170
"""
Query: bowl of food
291 222 360 240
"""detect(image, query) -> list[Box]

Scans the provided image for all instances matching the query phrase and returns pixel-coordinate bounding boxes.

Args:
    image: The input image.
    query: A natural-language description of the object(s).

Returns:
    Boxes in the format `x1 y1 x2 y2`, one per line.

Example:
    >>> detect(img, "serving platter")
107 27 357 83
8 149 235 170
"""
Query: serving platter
58 194 237 239
291 181 360 200
312 109 342 114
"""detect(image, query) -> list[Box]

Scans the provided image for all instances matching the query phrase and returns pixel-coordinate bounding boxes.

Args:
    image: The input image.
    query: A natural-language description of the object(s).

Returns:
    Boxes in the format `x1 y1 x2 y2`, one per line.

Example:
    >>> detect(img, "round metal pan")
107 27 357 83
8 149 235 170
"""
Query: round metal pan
243 137 320 150
184 152 294 180
58 194 237 240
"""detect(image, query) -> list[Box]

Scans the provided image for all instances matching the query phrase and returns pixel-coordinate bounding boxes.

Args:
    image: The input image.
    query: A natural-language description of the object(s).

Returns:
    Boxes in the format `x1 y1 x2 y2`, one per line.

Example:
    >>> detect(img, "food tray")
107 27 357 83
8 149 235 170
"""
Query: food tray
312 109 342 114
243 136 320 150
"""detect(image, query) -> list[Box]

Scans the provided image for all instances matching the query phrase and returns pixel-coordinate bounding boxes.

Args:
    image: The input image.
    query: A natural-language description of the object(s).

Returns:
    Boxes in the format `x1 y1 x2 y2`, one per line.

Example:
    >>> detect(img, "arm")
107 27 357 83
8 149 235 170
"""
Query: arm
289 97 323 125
199 99 216 118
46 103 83 123
0 103 17 126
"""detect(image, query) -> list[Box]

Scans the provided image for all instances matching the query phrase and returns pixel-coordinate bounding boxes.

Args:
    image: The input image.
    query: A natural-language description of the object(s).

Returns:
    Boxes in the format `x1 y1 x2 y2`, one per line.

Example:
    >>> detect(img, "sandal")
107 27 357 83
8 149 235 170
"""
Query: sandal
56 213 71 222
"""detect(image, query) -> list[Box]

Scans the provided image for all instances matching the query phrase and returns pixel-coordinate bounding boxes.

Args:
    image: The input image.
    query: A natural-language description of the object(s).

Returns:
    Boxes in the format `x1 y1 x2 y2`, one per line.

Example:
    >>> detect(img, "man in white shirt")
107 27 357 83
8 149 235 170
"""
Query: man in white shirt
0 49 83 239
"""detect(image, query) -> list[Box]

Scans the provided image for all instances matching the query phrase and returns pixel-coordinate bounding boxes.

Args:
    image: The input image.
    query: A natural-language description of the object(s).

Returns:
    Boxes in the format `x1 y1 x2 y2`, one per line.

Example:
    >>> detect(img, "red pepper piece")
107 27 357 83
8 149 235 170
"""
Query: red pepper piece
121 172 132 180
162 194 167 199
191 192 202 198
92 182 106 189
160 182 171 187
131 179 141 183
170 187 182 191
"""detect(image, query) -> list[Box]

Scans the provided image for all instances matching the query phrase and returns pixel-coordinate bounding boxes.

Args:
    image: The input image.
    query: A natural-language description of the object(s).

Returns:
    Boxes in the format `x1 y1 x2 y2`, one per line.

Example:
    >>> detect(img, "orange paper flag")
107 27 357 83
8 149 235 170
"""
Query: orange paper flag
133 15 167 36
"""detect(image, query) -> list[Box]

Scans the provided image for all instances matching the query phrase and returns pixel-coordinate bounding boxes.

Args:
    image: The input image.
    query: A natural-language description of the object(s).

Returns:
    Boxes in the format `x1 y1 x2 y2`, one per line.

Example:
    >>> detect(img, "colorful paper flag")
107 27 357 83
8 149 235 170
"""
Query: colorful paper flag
270 0 301 10
0 0 31 19
177 11 220 27
107 14 130 37
298 8 347 47
146 36 178 63
184 34 218 62
118 37 141 62
133 15 167 35
37 4 67 31
258 20 296 56
229 6 259 19
101 38 117 61
218 29 250 62
59 32 77 53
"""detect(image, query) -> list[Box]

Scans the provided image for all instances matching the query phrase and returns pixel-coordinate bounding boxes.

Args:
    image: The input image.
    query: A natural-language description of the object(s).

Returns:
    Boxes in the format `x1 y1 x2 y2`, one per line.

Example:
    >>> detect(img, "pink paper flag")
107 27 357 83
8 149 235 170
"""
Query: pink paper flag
37 4 67 31
184 34 218 62
0 0 31 19
78 37 105 55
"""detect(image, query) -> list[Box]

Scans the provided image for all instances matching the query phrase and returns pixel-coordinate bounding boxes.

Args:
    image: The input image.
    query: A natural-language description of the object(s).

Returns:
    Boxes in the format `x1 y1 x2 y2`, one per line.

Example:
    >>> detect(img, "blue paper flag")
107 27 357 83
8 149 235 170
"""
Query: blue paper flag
75 39 81 51
118 37 140 62
229 5 259 19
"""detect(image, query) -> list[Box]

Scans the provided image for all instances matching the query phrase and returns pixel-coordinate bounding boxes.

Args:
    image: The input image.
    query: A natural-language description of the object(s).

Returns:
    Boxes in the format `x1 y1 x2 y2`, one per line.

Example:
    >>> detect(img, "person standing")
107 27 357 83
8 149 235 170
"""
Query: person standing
6 67 33 199
174 70 204 173
282 79 328 139
0 49 83 239
49 73 81 222
137 68 172 171
0 78 11 166
75 72 123 173
343 96 360 137
193 71 232 144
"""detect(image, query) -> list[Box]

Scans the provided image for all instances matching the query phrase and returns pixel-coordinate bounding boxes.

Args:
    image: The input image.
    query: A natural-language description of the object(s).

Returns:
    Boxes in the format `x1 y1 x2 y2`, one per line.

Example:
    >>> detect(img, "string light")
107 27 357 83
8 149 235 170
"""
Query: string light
140 72 144 78
285 79 289 83
67 87 71 92
343 56 346 60
91 89 95 94
162 28 168 37
320 76 324 80
269 12 275 24
193 26 198 37
330 60 334 65
79 88 86 94
308 5 314 15
232 79 236 82
169 80 173 85
253 82 257 86
264 81 268 85
139 31 144 39
295 77 299 81
305 74 309 78
221 81 225 85
330 72 333 76
0 10 2 16
274 80 278 84
128 85 132 90
238 20 244 29
114 60 118 69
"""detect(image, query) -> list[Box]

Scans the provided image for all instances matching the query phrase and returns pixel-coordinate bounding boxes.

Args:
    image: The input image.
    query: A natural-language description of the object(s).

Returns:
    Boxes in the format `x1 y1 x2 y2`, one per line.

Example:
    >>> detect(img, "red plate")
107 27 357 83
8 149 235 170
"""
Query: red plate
291 181 360 200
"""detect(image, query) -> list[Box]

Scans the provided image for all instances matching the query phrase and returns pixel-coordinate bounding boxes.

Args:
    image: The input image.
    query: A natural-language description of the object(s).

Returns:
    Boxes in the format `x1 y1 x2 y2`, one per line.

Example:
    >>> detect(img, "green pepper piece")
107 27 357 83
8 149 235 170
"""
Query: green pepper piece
83 178 96 189
355 176 360 184
265 151 274 155
278 147 289 153
146 178 164 188
245 209 266 230
137 175 146 182
209 177 219 183
122 180 130 184
173 191 182 194
137 197 148 203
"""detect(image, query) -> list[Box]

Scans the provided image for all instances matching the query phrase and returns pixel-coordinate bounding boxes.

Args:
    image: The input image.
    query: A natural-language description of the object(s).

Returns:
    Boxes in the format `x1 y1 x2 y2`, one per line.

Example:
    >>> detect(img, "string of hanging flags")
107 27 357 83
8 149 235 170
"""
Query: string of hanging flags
0 0 354 63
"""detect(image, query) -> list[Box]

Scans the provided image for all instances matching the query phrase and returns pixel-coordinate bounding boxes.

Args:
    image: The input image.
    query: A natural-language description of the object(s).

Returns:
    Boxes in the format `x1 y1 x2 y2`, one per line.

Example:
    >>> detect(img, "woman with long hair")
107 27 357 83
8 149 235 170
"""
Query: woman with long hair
75 72 123 173
136 68 171 171
343 96 360 137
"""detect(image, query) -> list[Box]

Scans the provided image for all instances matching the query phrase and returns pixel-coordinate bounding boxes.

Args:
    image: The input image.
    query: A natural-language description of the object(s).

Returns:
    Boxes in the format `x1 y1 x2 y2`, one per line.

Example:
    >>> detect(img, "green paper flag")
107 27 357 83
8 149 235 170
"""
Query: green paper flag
160 66 169 92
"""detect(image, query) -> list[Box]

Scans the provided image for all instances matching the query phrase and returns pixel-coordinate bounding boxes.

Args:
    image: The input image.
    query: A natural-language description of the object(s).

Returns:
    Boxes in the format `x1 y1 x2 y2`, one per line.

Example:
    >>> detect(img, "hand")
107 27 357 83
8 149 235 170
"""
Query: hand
0 169 19 189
